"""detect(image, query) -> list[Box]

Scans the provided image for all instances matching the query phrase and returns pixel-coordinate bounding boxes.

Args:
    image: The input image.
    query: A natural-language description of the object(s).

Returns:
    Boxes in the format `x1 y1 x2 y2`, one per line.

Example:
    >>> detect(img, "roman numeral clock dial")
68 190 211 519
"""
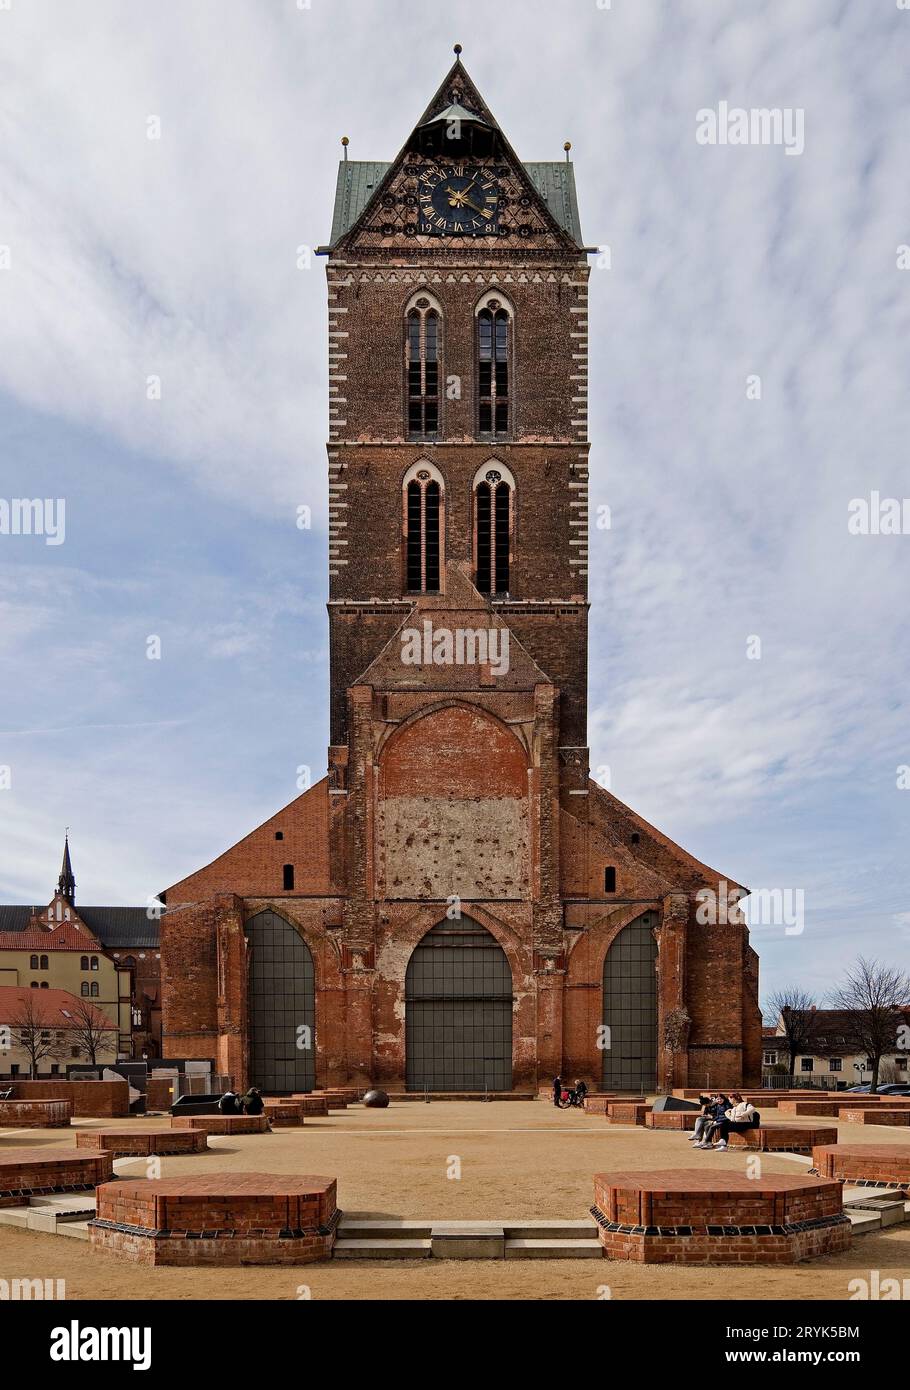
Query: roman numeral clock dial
417 165 500 236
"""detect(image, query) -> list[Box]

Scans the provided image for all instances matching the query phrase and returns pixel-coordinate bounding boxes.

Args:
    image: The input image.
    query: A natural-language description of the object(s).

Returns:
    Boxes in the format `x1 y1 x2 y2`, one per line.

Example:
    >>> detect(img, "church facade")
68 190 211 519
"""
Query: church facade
160 55 762 1094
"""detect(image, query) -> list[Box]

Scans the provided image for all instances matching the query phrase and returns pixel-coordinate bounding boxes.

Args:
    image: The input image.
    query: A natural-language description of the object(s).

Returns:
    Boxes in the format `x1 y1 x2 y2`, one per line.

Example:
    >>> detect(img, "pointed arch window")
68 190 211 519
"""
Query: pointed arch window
403 462 444 594
406 295 441 439
477 300 511 436
474 463 514 596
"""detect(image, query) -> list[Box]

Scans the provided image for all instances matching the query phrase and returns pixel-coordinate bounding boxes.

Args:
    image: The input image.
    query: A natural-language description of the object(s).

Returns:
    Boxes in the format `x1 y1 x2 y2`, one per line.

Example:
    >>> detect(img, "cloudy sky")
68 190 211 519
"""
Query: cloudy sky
1 0 907 1003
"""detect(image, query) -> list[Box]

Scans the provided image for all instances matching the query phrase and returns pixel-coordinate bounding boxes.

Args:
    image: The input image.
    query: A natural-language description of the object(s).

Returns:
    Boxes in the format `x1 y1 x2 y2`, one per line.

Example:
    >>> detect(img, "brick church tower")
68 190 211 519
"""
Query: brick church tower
160 52 762 1094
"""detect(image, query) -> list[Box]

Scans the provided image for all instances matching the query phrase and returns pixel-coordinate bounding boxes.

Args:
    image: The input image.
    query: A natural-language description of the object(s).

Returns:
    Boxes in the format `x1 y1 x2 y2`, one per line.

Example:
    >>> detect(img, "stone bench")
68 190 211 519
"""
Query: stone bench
0 1147 114 1206
0 1099 73 1128
726 1124 838 1154
76 1128 209 1157
812 1144 910 1190
592 1169 850 1264
170 1114 270 1135
839 1108 910 1126
90 1172 338 1265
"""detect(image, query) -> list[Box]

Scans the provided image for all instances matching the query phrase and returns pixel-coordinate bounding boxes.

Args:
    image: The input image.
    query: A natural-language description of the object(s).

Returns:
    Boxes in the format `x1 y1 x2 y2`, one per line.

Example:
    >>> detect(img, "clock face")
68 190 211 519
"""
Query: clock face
417 165 499 236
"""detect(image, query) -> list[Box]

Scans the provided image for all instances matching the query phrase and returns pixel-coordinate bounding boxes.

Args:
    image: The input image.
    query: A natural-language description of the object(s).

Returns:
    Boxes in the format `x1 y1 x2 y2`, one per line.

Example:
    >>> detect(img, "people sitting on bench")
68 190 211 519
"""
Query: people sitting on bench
687 1093 715 1143
239 1087 264 1115
702 1094 758 1150
217 1089 241 1115
695 1093 731 1148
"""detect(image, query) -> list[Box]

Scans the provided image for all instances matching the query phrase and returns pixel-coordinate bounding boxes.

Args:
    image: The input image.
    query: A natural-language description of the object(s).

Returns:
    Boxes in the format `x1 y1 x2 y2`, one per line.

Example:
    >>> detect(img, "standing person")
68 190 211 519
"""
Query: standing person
552 1075 562 1108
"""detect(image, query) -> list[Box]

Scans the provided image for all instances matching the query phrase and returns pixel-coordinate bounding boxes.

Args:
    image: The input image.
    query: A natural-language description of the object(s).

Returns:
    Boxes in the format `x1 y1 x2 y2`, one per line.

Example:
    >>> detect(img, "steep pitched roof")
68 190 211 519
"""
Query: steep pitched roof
326 55 584 250
329 158 583 245
0 905 159 950
0 918 102 951
351 561 554 692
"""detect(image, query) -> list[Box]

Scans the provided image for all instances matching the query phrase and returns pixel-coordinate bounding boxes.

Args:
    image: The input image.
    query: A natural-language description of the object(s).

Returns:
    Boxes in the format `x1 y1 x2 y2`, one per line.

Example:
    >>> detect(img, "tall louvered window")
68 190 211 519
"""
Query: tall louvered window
407 302 440 439
474 467 513 596
404 467 443 593
478 305 510 435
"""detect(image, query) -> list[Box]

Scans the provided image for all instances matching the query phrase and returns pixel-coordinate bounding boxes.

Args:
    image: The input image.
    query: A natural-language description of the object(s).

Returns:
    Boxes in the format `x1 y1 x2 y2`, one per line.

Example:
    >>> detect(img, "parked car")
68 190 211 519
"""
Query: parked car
845 1082 910 1094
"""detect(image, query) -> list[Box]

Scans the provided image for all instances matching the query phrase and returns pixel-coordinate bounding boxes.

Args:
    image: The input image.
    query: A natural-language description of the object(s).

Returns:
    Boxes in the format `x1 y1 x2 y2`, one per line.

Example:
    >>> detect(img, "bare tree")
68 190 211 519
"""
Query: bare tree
8 992 67 1079
764 988 820 1084
828 958 910 1091
64 996 114 1067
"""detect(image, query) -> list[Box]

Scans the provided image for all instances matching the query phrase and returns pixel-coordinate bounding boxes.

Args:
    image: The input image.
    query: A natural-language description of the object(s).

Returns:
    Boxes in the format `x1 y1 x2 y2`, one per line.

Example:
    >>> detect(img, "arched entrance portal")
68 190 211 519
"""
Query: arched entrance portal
405 919 513 1092
601 911 658 1091
244 910 315 1093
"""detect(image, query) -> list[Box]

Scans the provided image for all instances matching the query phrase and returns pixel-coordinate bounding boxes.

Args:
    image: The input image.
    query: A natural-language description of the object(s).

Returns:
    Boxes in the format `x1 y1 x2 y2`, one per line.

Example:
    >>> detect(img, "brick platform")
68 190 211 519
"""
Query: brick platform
812 1144 910 1190
170 1114 270 1135
839 1108 910 1126
592 1170 851 1264
0 1147 114 1207
5 1080 128 1117
604 1103 649 1125
645 1110 698 1131
263 1101 305 1127
75 1128 209 1157
584 1096 647 1116
726 1124 838 1154
0 1099 73 1128
292 1092 347 1110
282 1095 329 1116
90 1172 339 1265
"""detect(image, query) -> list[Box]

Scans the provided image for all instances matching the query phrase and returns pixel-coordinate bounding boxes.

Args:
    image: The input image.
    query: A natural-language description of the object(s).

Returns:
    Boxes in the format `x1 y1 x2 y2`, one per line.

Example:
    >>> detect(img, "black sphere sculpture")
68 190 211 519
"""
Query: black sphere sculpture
362 1089 390 1109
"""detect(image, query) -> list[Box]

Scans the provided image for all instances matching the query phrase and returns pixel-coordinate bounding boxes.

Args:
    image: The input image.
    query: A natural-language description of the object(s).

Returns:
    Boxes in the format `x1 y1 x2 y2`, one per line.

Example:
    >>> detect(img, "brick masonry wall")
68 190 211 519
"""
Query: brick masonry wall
9 1081 128 1118
0 1099 72 1127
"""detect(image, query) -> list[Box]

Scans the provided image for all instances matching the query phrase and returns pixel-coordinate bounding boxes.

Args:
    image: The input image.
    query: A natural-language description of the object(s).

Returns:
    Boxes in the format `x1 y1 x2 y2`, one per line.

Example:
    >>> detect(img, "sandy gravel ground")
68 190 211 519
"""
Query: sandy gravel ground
1 1101 907 1301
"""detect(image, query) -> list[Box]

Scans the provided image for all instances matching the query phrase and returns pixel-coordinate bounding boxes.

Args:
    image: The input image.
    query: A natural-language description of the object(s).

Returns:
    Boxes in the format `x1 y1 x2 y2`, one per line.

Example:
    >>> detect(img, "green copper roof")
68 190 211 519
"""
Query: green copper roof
328 159 584 247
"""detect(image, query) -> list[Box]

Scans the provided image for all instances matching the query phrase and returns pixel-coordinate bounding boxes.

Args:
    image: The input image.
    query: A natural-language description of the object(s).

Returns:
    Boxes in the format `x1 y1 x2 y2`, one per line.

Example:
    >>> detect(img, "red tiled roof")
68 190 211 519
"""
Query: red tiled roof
0 919 102 951
0 985 113 1029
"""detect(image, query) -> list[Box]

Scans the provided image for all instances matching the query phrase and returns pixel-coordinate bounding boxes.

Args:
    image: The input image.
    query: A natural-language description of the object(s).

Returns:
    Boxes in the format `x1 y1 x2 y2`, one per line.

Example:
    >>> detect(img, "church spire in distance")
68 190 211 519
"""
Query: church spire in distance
57 831 75 905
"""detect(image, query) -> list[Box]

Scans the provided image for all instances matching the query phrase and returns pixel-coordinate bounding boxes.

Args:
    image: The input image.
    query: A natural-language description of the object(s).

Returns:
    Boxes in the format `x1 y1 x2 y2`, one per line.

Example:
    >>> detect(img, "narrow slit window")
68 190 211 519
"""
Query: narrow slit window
604 866 617 893
283 864 295 891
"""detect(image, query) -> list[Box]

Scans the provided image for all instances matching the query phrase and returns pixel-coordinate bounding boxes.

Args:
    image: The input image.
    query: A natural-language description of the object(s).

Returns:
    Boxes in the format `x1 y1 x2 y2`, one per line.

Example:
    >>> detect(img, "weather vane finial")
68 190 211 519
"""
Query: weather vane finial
341 135 349 163
454 43 462 60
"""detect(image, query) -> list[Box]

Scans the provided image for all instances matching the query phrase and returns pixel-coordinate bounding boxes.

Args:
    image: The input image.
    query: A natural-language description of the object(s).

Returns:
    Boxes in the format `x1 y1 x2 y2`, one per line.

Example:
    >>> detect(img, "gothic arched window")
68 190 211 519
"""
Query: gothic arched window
474 462 514 596
403 462 444 593
406 294 441 440
477 299 511 436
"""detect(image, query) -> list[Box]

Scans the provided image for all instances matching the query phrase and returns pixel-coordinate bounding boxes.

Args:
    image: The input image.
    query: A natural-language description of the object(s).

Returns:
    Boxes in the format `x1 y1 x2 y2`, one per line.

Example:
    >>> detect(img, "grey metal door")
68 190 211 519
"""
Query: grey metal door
601 911 658 1091
245 910 315 1093
406 919 513 1091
